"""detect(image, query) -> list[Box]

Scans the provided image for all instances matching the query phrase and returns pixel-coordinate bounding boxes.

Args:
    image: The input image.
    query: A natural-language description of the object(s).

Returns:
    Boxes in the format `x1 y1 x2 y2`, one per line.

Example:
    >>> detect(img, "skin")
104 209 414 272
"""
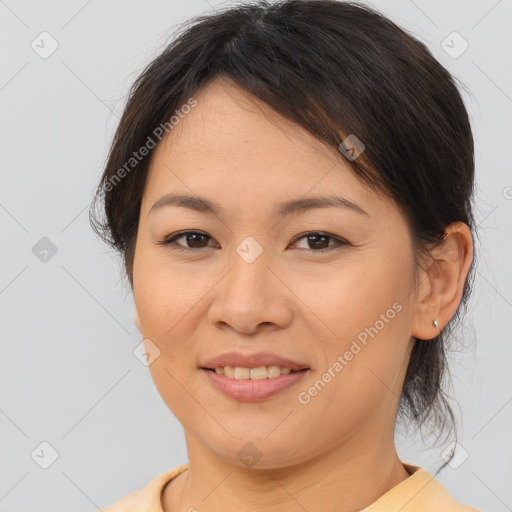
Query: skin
131 77 474 512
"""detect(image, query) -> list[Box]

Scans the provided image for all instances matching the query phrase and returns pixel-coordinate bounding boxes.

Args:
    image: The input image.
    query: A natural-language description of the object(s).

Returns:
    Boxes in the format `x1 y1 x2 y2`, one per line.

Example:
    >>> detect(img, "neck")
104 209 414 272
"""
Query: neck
162 423 410 512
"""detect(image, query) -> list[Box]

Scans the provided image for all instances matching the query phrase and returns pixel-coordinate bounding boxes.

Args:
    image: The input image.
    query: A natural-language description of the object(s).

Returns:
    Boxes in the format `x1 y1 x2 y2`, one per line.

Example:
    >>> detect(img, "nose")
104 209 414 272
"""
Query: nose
207 249 293 335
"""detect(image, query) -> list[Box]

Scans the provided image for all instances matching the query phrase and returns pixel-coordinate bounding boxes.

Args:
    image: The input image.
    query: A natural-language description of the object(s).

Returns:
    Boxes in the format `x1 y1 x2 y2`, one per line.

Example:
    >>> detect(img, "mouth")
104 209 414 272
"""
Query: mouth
200 366 309 380
200 366 311 402
199 352 311 401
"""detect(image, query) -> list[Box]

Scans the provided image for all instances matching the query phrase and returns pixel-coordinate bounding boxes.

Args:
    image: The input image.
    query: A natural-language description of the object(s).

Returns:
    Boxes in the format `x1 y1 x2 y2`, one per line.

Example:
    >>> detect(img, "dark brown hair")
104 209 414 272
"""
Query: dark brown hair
90 0 476 466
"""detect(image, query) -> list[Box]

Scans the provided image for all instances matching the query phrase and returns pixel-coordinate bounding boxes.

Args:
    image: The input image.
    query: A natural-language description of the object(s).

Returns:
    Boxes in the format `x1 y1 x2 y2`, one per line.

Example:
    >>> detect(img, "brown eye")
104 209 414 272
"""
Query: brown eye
157 231 216 252
181 232 209 248
292 232 349 253
305 234 330 250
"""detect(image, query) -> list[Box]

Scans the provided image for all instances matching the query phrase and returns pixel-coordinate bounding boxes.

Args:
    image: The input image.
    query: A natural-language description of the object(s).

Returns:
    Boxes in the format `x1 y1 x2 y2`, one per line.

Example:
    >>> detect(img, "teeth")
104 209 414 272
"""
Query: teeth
234 367 250 379
213 365 297 379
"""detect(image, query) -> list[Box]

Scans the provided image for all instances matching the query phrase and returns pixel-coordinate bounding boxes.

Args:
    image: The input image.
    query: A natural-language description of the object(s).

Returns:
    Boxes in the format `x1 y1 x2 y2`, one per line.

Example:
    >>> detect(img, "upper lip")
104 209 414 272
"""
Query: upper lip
201 352 310 371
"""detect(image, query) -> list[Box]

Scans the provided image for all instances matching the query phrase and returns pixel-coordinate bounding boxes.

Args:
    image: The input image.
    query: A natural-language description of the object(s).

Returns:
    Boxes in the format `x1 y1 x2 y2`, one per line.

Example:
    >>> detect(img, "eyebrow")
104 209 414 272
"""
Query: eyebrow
148 193 369 218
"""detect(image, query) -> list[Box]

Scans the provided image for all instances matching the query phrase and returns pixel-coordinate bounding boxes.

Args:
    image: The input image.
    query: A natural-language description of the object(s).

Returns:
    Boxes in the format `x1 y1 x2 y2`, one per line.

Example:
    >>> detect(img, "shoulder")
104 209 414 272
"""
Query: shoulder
362 464 483 512
100 489 140 512
408 466 482 512
94 463 190 512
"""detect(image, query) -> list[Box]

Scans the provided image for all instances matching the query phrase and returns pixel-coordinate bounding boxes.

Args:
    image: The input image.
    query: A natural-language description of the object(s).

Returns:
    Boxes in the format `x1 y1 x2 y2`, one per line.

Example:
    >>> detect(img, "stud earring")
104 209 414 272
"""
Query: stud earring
433 319 440 331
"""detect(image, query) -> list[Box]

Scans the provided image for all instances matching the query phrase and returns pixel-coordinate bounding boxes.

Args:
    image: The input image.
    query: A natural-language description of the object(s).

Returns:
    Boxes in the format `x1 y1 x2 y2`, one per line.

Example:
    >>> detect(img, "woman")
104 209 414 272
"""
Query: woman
90 0 480 510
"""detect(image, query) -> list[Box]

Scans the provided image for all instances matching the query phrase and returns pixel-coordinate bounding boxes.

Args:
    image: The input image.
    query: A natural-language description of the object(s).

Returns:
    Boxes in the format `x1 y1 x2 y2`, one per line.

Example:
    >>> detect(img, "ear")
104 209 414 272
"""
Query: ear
134 307 142 332
411 221 474 340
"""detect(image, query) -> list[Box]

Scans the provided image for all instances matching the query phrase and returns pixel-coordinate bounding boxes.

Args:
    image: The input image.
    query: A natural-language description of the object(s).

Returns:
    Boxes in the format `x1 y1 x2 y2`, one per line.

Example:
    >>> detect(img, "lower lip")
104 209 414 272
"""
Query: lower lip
201 368 309 402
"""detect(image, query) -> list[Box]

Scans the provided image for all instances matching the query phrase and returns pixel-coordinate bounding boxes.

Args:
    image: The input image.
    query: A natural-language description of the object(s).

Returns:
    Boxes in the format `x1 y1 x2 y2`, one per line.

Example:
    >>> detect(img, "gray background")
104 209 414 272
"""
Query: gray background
0 0 510 510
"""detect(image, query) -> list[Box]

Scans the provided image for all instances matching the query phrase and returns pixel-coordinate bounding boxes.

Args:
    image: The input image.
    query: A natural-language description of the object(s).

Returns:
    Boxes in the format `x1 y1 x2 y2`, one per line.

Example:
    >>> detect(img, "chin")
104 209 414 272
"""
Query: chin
205 432 310 470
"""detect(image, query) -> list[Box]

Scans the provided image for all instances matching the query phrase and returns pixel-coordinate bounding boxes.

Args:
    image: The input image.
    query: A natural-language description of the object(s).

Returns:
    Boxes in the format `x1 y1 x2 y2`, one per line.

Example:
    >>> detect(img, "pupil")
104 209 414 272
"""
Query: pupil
188 234 207 248
309 234 328 249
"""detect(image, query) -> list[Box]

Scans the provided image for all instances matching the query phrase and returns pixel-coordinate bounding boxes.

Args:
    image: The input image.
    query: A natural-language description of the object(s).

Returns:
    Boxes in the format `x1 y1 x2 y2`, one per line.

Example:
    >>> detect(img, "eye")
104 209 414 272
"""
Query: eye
291 231 350 254
156 231 217 252
157 230 350 254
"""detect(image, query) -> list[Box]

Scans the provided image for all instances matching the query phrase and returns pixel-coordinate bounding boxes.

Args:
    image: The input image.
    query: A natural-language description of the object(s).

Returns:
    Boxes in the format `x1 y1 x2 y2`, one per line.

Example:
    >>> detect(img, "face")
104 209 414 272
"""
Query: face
132 78 419 469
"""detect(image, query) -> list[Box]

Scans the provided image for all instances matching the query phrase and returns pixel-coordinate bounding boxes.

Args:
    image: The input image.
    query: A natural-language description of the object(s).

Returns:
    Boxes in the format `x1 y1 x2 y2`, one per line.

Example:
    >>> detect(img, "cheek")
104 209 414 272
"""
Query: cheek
133 249 213 400
145 360 203 435
297 254 410 340
302 254 414 399
134 251 206 336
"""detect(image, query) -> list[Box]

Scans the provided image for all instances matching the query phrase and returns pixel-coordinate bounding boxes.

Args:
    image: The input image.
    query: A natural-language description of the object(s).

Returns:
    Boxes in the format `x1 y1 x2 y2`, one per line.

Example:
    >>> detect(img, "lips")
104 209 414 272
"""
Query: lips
200 351 310 371
202 366 310 401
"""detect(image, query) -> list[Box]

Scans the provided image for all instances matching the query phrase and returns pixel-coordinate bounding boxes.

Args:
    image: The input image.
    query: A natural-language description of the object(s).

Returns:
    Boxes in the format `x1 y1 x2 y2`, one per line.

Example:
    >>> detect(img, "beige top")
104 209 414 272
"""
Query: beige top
99 462 482 511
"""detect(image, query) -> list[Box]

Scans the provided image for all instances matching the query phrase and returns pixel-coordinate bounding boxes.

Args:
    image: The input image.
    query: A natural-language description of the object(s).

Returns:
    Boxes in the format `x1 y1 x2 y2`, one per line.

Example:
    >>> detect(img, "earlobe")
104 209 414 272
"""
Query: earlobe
411 221 473 341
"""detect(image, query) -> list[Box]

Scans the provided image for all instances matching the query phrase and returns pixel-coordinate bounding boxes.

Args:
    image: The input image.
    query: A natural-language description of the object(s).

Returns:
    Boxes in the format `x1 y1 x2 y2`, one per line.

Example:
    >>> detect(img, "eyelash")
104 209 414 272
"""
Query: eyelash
156 230 350 255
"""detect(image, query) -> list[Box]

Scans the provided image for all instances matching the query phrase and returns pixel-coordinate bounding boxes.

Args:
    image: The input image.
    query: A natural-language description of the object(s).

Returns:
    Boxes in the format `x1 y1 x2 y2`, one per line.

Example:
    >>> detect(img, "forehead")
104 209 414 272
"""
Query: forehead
141 78 389 219
152 79 340 173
